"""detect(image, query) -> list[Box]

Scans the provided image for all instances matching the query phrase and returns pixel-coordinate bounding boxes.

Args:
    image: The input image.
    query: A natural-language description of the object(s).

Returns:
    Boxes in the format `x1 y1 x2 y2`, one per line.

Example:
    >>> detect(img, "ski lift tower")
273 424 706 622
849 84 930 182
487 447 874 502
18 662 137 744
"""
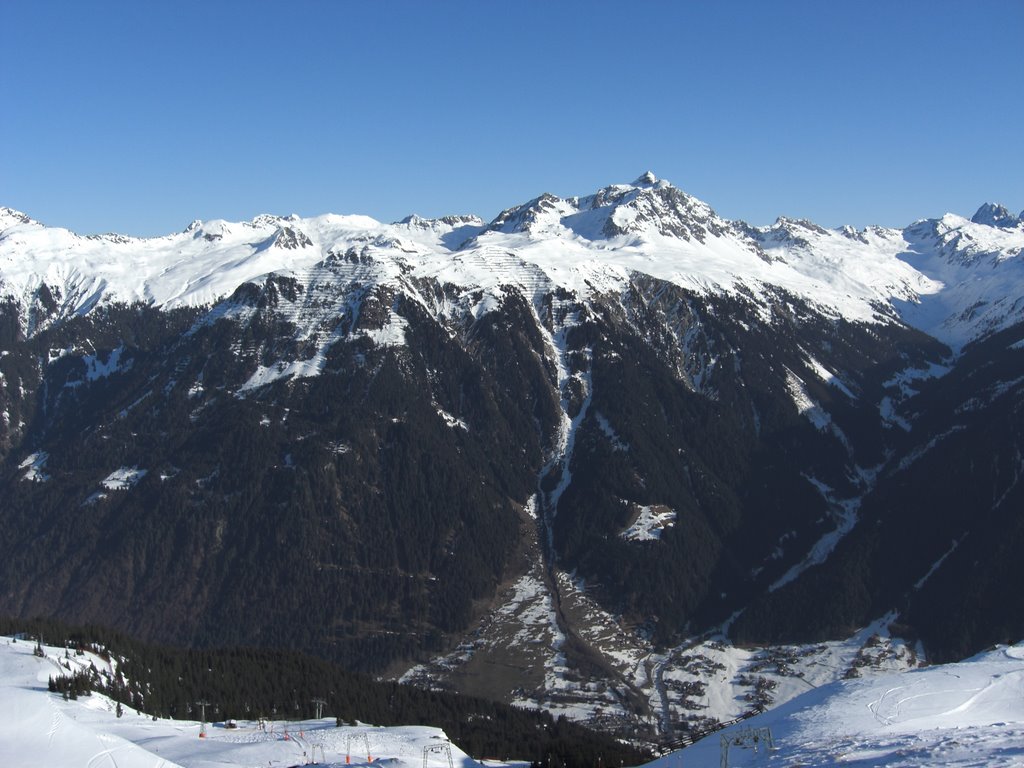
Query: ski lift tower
196 700 211 738
312 697 327 719
720 726 774 768
347 731 372 764
423 741 454 768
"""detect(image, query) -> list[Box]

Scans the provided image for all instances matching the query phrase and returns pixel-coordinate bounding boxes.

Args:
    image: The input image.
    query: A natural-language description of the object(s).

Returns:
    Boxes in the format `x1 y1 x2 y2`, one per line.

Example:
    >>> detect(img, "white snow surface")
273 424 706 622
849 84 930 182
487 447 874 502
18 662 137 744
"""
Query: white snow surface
896 214 1024 348
101 466 148 490
801 350 855 398
620 504 677 542
0 636 494 768
649 642 1024 768
19 451 50 482
3 175 1022 349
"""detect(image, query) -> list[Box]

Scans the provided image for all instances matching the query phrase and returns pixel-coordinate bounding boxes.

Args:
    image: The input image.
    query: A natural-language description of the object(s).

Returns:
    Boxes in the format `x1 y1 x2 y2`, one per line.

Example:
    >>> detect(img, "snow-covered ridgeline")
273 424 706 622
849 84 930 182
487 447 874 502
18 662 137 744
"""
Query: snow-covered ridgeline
896 212 1024 348
4 176 1023 350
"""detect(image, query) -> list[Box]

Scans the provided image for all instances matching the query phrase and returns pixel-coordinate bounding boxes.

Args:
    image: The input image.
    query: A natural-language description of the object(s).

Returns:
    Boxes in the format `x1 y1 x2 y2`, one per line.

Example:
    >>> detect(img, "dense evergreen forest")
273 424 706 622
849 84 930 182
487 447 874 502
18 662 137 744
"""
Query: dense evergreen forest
3 616 649 768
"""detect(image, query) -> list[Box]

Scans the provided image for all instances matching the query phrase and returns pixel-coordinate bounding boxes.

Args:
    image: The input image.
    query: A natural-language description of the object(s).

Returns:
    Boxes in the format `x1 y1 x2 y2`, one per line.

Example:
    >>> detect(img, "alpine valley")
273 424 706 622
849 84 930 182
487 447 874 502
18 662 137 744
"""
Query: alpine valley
1 174 1023 746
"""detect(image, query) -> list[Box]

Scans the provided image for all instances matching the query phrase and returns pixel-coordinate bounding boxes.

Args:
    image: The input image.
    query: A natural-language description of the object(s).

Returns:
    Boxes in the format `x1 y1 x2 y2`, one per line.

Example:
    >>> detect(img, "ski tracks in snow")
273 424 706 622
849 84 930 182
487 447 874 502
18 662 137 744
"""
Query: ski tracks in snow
869 681 990 727
86 733 125 768
46 704 63 748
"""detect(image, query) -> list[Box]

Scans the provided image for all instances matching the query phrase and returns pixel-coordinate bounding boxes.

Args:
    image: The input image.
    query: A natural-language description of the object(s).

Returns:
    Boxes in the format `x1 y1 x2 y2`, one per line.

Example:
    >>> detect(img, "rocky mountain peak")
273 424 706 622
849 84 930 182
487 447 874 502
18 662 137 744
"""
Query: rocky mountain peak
632 170 659 186
757 216 831 248
485 192 573 235
397 213 484 230
600 181 727 242
249 214 289 229
271 225 313 250
971 202 1019 229
0 207 41 231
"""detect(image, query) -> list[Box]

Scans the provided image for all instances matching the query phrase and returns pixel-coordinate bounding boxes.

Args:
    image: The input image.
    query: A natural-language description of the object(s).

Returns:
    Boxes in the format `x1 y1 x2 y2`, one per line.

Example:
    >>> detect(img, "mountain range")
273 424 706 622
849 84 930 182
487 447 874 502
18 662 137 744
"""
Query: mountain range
1 173 1022 742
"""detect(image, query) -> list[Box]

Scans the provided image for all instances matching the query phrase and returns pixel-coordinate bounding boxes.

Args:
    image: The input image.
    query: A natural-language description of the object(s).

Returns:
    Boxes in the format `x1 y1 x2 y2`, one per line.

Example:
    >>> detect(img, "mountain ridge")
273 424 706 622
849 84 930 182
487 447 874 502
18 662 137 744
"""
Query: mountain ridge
1 175 1022 743
3 174 1023 350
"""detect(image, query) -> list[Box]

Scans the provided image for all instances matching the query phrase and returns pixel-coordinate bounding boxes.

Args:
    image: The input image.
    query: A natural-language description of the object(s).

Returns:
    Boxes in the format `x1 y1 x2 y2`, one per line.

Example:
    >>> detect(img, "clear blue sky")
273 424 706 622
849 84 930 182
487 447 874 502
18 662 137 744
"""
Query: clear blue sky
3 0 1022 236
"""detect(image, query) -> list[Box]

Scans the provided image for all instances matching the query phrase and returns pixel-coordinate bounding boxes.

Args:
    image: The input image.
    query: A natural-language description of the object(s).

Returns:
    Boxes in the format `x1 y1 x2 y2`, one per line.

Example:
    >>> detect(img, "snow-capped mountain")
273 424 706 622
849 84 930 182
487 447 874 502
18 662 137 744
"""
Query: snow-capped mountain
971 202 1021 228
1 176 1022 745
3 173 1021 346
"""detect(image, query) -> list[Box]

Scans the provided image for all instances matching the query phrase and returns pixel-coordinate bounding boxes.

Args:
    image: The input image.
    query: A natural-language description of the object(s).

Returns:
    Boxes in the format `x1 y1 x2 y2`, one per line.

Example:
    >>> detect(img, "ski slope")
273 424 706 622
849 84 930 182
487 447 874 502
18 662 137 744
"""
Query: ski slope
648 643 1024 767
0 636 495 768
5 632 1022 767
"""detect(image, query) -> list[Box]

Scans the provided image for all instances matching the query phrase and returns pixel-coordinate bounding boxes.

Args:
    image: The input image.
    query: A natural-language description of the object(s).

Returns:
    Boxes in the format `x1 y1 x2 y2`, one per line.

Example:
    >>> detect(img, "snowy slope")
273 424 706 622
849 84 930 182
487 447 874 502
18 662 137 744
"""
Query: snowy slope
0 635 489 768
896 213 1024 347
648 643 1024 768
3 176 1022 349
5 633 1023 768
